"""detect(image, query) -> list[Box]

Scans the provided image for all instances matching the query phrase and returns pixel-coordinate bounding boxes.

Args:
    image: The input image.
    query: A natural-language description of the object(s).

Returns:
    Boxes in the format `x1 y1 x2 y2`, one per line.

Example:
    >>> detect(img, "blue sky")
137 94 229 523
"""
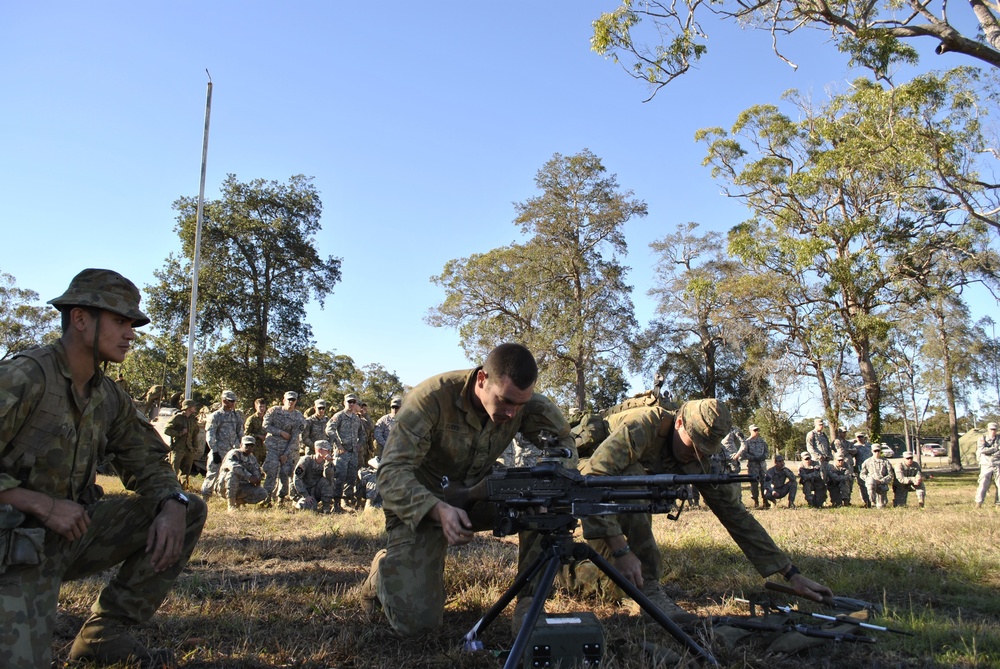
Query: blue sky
1 2 985 414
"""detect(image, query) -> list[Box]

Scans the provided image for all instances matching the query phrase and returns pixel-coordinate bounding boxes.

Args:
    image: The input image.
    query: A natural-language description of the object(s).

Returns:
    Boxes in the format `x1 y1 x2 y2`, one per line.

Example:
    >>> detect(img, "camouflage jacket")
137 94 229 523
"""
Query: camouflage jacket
894 459 923 486
0 342 180 514
736 435 769 462
823 462 851 484
765 464 796 489
300 414 329 453
374 413 396 451
377 367 574 533
325 410 365 452
206 408 244 454
220 449 262 483
977 434 1000 467
292 454 332 498
263 407 304 457
164 411 199 453
860 456 895 484
806 430 832 461
798 462 825 484
580 405 790 578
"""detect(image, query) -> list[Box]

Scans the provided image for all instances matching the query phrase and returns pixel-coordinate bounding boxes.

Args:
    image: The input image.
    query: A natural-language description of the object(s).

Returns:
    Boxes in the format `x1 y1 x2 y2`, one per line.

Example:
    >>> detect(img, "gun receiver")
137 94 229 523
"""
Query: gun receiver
484 460 752 535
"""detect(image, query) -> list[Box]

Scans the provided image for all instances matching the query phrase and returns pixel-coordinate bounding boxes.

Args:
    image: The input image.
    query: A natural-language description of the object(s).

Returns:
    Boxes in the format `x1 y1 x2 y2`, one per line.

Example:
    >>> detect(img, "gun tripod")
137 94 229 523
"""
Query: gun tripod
462 516 718 668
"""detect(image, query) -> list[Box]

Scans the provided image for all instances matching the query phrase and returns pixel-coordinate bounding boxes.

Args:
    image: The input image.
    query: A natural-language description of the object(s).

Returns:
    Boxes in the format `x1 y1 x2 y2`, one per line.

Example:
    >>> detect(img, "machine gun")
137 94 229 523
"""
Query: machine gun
458 445 752 668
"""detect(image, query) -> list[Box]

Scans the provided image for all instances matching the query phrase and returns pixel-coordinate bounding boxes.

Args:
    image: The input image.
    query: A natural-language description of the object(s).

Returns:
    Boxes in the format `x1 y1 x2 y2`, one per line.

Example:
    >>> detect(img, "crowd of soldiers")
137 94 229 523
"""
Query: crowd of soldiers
149 387 403 513
718 417 927 510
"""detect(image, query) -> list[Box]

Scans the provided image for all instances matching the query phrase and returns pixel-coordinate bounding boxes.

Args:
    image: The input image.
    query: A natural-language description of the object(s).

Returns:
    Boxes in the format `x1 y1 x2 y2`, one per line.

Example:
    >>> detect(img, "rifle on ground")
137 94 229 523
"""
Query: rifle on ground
764 580 882 614
710 616 877 643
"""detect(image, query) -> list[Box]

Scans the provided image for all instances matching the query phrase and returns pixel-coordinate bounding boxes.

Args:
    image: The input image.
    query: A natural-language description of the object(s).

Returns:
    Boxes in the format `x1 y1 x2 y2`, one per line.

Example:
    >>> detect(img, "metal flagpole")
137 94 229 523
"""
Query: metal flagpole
185 70 212 400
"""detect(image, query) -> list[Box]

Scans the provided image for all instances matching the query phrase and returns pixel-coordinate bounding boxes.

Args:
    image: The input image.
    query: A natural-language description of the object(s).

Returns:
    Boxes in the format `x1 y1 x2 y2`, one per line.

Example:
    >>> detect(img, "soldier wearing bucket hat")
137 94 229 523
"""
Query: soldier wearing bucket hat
0 268 207 668
579 398 832 625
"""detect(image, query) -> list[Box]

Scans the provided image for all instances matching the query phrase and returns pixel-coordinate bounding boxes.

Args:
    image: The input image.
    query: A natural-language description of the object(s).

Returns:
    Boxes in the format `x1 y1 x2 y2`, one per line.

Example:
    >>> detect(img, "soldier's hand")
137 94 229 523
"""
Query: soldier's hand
615 552 644 589
44 498 91 542
788 572 833 603
249 476 262 486
147 500 187 573
279 455 287 464
429 501 474 546
280 431 291 440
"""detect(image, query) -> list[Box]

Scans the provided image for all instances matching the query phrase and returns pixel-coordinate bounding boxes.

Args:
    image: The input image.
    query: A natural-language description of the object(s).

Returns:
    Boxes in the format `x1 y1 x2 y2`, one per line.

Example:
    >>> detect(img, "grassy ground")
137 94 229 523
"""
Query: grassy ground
53 468 1000 668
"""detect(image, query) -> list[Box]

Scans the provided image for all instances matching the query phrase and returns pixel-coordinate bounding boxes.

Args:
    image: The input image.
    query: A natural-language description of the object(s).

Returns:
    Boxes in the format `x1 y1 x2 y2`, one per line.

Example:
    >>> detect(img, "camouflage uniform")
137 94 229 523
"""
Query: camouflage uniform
300 413 329 456
0 341 207 669
849 436 874 507
326 408 365 504
359 412 376 463
893 456 926 507
859 453 895 509
806 428 832 462
140 384 164 420
358 465 382 508
797 454 827 508
163 407 200 484
367 367 574 638
244 410 268 464
262 405 304 503
373 412 397 459
762 460 797 507
734 433 769 507
498 432 543 468
292 452 335 512
580 404 793 592
218 445 267 509
975 431 1000 506
714 428 743 474
823 459 853 506
202 405 244 496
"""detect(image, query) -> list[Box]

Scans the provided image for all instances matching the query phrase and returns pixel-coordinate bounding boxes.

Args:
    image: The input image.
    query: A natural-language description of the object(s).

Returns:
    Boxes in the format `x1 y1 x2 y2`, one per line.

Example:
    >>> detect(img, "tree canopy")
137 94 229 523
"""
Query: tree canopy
593 0 1000 99
0 271 58 361
428 149 646 410
146 174 342 402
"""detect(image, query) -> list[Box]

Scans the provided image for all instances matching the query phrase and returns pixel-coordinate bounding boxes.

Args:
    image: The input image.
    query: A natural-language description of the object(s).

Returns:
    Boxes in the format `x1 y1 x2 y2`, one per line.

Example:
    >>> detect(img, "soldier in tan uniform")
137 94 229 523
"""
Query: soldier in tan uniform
360 343 574 638
0 269 206 668
163 398 200 489
579 400 831 624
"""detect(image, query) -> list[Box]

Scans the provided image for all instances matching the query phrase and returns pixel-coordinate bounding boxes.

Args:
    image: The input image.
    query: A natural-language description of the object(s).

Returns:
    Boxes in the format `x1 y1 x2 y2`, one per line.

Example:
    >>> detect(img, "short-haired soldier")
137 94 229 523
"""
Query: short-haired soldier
0 269 207 668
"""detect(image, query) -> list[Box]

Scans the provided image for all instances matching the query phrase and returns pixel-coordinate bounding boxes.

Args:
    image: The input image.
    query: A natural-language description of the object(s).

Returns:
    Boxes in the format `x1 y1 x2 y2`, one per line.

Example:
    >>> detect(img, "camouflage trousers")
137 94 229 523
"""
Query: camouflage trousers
763 480 797 505
201 447 234 496
828 478 853 506
220 475 268 508
855 472 872 507
370 502 539 637
975 465 999 505
262 447 294 501
892 482 926 507
866 481 890 509
358 466 382 508
0 493 207 669
745 461 766 503
293 480 335 512
802 479 827 508
331 450 359 501
170 446 200 483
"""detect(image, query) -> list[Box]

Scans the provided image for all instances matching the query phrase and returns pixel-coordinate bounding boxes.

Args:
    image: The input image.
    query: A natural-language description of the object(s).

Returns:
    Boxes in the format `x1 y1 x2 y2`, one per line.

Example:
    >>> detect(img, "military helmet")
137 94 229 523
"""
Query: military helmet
48 268 150 327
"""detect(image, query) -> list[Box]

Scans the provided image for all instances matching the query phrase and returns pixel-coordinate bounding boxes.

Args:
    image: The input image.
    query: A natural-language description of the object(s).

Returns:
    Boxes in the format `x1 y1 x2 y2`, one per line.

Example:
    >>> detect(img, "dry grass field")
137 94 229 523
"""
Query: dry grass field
52 467 1000 668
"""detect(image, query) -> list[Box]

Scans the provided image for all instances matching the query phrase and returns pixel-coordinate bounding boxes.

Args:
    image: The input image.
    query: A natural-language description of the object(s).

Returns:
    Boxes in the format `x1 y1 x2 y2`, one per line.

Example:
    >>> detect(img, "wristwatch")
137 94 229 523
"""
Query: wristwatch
160 492 190 512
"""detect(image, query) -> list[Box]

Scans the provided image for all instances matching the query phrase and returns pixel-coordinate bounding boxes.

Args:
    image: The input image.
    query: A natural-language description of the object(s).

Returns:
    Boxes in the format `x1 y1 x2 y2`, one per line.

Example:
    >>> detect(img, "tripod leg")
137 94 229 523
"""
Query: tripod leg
503 553 563 669
584 548 718 667
462 544 551 650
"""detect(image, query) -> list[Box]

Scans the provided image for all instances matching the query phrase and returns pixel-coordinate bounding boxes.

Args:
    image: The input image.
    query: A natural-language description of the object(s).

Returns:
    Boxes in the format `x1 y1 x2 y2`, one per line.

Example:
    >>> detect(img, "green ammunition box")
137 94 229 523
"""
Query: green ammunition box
522 611 604 668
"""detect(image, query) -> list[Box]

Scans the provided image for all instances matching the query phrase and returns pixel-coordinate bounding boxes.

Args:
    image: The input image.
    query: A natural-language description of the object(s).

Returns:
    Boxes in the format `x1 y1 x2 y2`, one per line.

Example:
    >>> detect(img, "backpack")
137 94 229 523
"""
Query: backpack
571 389 679 457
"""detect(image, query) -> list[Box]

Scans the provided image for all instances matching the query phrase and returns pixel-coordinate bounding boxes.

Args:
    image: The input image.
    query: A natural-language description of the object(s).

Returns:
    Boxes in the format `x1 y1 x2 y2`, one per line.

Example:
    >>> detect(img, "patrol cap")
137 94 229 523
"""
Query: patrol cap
181 399 197 410
800 451 811 460
390 395 402 408
814 418 825 426
314 439 332 452
678 399 731 455
240 435 256 447
871 444 882 451
902 451 914 458
345 393 359 402
856 431 866 438
989 422 999 430
774 453 785 461
748 424 759 432
222 390 237 402
284 391 298 401
48 268 150 327
314 399 328 408
835 454 845 461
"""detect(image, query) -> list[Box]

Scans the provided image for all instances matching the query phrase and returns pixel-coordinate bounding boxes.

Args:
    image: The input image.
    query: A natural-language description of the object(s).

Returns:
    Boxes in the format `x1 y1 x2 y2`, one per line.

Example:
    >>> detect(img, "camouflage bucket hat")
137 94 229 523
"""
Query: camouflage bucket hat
679 399 732 455
48 268 150 327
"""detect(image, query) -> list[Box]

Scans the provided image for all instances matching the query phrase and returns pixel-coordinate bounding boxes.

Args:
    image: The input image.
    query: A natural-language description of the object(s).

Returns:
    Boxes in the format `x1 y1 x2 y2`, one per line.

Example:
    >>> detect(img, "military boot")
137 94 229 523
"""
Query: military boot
333 497 344 513
639 583 699 626
361 549 386 618
68 614 174 668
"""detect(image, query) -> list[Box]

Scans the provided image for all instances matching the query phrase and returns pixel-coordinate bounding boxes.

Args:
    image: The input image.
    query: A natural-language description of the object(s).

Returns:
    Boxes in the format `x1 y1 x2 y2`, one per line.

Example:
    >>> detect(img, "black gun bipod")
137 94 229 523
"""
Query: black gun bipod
461 514 718 668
